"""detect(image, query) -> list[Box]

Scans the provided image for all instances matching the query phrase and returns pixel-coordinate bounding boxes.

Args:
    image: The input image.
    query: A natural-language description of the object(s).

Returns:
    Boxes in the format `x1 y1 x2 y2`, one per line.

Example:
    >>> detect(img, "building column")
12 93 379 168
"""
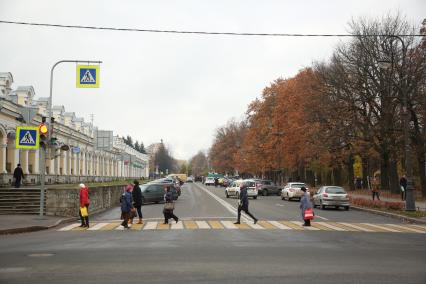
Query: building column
73 152 77 176
21 150 29 174
0 140 7 174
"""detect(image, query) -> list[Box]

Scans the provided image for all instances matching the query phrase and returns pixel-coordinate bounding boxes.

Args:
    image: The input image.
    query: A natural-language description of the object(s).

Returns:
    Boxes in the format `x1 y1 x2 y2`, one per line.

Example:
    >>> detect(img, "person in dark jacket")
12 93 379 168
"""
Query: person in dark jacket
79 184 90 227
120 185 134 229
13 164 24 188
132 180 143 224
399 175 407 201
300 187 313 226
234 182 258 224
163 186 179 224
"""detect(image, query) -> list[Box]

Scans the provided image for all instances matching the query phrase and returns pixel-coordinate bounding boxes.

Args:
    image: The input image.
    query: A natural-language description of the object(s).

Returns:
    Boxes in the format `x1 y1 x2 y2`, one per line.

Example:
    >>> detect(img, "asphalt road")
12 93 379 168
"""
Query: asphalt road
0 182 425 284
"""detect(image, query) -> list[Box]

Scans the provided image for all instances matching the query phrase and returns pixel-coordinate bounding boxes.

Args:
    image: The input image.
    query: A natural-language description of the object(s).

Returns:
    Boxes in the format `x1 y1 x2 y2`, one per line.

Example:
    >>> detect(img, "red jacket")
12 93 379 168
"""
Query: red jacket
79 187 90 207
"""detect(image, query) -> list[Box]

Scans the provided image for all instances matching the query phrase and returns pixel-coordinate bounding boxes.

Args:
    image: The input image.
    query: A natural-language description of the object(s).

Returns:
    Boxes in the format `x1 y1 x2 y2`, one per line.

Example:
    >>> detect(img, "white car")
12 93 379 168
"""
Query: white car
204 177 215 186
281 182 309 201
225 179 258 199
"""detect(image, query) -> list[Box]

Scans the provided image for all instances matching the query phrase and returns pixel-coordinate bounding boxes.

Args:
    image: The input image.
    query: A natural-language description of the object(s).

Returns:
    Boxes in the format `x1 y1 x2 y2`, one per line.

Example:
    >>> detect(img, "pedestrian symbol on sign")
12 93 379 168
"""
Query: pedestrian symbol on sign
15 126 39 149
81 70 96 83
76 65 100 88
20 131 36 144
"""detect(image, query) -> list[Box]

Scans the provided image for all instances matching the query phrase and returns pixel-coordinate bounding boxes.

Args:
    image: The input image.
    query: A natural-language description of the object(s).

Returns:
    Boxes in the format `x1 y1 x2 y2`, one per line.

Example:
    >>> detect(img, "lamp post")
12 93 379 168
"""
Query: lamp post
38 60 102 217
379 35 416 211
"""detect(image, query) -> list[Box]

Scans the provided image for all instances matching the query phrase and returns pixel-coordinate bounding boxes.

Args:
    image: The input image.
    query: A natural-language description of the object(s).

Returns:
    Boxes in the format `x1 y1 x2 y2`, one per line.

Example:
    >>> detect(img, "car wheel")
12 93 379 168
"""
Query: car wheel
276 191 281 196
345 206 350 211
320 201 325 210
287 193 291 201
262 190 268 196
281 195 285 200
225 191 229 198
253 196 257 200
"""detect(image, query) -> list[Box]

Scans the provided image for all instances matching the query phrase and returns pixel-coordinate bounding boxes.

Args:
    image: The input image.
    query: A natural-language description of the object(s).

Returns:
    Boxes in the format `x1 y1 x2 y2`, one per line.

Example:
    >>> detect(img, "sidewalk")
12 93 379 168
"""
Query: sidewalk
349 193 426 211
0 214 76 235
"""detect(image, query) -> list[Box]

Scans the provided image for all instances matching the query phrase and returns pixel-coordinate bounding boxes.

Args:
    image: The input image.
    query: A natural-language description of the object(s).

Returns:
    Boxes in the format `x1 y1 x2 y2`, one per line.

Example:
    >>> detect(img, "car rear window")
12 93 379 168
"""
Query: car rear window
263 180 272 185
325 187 346 194
291 183 306 188
245 181 256 187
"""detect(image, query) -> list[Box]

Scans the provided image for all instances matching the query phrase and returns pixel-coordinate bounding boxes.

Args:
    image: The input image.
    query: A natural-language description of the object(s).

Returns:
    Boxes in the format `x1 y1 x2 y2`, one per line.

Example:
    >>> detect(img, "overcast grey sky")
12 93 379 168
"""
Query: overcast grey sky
0 0 424 160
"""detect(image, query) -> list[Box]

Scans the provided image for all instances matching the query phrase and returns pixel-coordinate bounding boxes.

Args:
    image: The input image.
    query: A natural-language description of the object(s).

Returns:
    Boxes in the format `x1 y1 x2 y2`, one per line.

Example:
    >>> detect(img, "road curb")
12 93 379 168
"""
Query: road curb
351 205 426 225
0 217 77 235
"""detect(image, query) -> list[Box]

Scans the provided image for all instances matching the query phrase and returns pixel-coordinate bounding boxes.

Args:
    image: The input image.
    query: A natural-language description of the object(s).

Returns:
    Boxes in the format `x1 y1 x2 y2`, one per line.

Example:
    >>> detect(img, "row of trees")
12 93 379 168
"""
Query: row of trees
209 15 426 195
122 135 147 154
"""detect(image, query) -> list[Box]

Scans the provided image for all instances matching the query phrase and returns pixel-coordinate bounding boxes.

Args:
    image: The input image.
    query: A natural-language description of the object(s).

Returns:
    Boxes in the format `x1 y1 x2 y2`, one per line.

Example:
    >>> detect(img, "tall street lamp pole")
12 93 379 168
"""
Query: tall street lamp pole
382 35 416 211
38 60 102 217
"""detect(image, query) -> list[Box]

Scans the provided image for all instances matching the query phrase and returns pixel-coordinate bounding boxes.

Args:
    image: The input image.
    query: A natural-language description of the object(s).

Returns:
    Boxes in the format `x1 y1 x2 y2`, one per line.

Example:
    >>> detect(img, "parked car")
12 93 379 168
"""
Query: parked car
140 182 178 204
225 179 258 199
281 182 309 201
313 186 350 210
204 177 215 186
256 180 281 196
187 176 194 183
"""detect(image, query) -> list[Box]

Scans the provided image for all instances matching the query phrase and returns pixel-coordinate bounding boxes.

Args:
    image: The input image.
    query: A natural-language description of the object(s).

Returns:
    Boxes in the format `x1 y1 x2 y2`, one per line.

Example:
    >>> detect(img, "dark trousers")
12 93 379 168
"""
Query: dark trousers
304 219 311 226
14 177 22 188
372 191 380 200
79 205 89 227
237 206 257 222
121 212 130 228
401 191 406 201
163 209 178 224
135 205 143 218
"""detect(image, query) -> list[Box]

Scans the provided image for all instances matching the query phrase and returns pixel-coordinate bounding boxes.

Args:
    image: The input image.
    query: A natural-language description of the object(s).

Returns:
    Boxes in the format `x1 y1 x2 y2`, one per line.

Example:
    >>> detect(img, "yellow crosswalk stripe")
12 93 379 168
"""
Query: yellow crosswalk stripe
234 222 250 229
360 223 400 232
311 223 335 231
130 223 144 231
408 225 426 232
258 221 276 229
279 221 304 230
184 221 198 229
208 221 224 229
337 222 374 232
383 224 424 233
99 223 120 231
157 223 170 230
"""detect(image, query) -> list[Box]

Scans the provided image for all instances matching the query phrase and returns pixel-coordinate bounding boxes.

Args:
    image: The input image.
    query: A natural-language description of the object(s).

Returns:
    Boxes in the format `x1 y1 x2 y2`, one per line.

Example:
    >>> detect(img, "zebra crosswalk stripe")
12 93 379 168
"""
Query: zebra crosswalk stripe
268 221 292 230
171 221 184 229
245 222 265 229
195 221 210 229
360 223 401 233
291 221 320 230
338 222 374 232
58 223 81 231
316 222 347 231
385 224 426 233
143 222 158 230
221 221 238 229
88 223 109 231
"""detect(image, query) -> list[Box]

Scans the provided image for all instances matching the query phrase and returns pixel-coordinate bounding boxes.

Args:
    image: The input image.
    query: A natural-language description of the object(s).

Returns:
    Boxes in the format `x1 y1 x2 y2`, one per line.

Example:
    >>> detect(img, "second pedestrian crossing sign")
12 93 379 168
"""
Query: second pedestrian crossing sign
76 65 100 88
15 126 39 149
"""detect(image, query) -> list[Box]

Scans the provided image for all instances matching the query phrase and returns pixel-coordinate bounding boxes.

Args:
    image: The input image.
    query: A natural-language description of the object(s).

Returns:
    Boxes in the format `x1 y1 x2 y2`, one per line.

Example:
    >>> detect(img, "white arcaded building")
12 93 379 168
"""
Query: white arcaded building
0 72 149 186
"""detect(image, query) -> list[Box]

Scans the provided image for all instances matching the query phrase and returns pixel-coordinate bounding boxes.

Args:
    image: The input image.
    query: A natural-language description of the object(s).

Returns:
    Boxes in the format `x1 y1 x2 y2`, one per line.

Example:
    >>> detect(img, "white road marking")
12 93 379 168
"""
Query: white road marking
221 221 238 229
275 204 285 207
361 223 401 233
385 224 426 234
195 221 210 229
409 224 426 231
194 183 250 222
338 222 374 232
115 225 125 230
268 221 292 230
291 221 320 230
245 221 265 229
87 223 109 231
315 215 329 221
171 221 184 230
316 222 347 231
58 223 80 231
143 221 158 230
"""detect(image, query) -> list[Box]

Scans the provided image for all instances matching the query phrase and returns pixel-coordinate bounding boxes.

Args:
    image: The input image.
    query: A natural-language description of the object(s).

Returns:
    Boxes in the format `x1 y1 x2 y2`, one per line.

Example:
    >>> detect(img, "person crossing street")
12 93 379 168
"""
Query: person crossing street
131 180 143 224
234 182 258 225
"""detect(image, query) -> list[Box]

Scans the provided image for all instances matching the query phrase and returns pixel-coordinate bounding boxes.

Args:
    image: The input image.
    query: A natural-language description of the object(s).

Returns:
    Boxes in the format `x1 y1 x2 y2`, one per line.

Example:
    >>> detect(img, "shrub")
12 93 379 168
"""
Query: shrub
349 196 405 211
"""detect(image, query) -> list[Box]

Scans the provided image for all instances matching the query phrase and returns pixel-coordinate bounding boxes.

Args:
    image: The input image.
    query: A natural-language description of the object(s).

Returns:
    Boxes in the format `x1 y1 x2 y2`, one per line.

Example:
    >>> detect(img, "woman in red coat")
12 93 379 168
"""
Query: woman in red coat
79 184 90 227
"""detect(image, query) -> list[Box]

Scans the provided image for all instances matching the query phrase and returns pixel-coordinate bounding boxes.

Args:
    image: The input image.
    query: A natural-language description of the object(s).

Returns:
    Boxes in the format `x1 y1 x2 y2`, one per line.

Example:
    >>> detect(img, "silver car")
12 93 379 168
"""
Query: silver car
312 186 350 210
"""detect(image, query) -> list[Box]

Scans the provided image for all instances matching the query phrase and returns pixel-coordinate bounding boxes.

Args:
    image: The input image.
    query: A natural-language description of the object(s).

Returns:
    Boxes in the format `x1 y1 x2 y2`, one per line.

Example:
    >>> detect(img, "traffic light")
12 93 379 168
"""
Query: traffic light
39 123 48 148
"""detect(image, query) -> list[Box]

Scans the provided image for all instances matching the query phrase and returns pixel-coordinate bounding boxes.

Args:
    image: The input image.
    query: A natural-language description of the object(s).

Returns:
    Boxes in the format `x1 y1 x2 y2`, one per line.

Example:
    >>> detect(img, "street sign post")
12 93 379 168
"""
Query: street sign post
15 126 39 149
76 65 100 88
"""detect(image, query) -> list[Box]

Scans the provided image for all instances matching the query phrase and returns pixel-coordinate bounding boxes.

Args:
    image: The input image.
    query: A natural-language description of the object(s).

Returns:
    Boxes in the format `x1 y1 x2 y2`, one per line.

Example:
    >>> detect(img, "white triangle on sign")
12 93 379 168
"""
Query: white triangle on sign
81 70 96 83
20 131 35 144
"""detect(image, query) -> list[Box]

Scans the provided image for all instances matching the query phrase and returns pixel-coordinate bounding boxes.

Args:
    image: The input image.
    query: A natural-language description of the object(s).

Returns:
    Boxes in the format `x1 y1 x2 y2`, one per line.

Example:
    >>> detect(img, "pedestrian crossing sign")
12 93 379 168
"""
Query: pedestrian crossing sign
15 126 39 149
76 65 100 88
